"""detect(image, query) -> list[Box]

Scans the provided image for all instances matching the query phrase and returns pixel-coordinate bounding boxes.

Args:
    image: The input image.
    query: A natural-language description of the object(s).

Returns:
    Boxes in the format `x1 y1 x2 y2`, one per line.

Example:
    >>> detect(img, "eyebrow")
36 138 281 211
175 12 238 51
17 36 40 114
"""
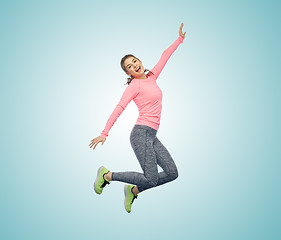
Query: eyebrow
126 58 135 69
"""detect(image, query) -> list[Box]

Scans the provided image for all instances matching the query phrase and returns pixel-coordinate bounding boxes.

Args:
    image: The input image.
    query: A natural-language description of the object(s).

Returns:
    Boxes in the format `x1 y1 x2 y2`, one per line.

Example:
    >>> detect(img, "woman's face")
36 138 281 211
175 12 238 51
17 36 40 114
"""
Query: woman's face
123 56 145 79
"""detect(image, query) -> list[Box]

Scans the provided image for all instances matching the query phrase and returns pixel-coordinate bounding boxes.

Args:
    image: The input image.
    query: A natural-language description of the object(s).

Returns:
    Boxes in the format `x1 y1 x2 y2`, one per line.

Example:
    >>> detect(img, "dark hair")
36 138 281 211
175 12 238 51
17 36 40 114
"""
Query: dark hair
120 54 154 85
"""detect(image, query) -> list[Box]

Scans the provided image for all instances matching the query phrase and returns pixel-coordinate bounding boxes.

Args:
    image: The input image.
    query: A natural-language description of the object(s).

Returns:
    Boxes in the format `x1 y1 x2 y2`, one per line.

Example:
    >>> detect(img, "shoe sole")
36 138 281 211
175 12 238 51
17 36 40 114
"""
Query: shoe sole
124 184 130 213
94 166 104 194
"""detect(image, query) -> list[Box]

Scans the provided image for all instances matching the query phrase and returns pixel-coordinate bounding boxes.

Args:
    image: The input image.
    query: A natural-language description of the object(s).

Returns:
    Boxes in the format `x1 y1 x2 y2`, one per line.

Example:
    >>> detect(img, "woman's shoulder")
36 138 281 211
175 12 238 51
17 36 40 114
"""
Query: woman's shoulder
125 78 141 91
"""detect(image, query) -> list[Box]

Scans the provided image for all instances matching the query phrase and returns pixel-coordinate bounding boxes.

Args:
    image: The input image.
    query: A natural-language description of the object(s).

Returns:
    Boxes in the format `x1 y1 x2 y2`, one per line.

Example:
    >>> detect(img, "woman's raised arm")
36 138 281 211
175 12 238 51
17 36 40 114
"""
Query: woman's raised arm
150 23 186 80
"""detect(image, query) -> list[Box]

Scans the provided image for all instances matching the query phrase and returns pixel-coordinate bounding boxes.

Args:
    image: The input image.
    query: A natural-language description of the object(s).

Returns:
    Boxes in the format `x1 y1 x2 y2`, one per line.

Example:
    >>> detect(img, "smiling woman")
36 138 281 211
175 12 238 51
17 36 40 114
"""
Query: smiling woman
120 54 154 85
89 23 186 213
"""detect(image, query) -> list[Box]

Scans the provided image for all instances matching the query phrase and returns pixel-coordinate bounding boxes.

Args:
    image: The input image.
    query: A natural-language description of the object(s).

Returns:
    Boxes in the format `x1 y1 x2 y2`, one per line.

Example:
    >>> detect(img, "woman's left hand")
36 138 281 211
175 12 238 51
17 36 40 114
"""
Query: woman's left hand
179 23 186 39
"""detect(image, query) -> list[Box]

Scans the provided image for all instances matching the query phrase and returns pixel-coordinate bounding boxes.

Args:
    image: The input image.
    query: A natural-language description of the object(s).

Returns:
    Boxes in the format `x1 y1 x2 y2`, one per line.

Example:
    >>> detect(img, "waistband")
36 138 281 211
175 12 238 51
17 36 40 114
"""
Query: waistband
133 124 158 132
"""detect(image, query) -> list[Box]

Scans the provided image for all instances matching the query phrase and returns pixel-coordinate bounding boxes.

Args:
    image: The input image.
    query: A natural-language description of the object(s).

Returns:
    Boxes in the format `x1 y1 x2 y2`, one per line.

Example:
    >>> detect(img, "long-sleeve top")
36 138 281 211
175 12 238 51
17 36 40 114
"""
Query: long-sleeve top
100 35 184 138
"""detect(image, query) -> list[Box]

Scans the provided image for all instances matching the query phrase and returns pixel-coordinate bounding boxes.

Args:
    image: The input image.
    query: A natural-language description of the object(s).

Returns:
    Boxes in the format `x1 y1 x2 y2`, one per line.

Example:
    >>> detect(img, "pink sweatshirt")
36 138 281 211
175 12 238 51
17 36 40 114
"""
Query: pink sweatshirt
100 35 184 138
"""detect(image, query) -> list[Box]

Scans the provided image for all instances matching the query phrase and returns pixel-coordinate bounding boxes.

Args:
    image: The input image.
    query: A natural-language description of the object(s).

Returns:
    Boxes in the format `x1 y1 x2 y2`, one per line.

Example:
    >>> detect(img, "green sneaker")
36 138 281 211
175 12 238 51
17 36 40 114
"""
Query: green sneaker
94 166 110 194
124 184 138 213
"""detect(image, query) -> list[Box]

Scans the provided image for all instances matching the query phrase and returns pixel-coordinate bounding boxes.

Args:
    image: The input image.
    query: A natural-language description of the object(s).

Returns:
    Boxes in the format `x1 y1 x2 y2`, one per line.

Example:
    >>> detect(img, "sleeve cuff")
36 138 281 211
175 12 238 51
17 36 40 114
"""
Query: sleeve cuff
178 35 184 43
100 134 107 139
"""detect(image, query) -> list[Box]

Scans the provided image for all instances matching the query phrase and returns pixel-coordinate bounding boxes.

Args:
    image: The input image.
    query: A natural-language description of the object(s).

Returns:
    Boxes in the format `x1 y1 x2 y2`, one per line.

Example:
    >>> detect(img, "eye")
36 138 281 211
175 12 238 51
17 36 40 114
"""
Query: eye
134 60 136 62
128 66 131 68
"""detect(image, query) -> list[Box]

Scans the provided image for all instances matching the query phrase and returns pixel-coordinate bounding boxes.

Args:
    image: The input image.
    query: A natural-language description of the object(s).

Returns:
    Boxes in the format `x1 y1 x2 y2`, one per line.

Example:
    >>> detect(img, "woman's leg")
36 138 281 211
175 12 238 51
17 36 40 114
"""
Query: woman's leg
111 125 159 192
120 135 179 192
152 137 178 187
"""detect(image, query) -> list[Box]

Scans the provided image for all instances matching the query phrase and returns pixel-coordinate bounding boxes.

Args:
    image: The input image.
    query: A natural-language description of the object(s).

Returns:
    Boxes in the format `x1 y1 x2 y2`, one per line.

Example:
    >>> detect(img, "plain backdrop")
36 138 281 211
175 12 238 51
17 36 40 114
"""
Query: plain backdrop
0 0 280 239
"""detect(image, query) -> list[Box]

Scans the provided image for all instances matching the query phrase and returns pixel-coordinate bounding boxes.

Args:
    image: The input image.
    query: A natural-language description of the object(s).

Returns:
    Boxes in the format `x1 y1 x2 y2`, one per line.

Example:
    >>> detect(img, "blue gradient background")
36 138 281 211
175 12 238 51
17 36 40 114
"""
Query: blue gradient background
1 0 280 239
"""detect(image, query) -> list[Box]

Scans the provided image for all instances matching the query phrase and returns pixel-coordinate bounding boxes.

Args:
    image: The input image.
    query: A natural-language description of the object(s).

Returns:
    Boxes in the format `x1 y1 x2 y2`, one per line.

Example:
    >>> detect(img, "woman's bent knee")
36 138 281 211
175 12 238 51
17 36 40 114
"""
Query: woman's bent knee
170 168 179 181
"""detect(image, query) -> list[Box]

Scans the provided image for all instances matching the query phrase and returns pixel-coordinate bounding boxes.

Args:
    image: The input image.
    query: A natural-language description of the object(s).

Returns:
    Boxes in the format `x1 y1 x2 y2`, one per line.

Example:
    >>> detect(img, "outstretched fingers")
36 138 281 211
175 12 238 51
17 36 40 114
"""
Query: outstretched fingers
89 137 105 150
89 138 98 149
179 23 186 38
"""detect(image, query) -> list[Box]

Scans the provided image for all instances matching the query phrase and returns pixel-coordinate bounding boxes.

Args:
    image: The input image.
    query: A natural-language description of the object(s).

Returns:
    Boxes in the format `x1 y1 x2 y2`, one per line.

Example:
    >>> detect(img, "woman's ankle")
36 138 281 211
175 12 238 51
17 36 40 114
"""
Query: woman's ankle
104 171 112 182
132 186 140 195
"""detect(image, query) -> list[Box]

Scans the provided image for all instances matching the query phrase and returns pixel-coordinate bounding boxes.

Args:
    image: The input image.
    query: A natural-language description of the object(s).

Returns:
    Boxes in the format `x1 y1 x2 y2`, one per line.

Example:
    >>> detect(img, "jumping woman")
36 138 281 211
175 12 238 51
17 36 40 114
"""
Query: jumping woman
89 23 187 213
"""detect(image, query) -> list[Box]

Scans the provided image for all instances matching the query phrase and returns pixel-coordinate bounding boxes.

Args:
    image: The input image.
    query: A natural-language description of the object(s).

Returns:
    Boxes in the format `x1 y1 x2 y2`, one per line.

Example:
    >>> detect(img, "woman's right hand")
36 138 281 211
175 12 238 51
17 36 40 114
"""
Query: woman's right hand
89 136 106 150
179 23 186 39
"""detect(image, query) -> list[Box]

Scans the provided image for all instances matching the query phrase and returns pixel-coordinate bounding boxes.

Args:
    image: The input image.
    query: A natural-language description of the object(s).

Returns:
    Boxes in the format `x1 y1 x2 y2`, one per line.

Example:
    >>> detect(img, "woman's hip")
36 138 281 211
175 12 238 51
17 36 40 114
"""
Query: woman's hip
130 124 157 148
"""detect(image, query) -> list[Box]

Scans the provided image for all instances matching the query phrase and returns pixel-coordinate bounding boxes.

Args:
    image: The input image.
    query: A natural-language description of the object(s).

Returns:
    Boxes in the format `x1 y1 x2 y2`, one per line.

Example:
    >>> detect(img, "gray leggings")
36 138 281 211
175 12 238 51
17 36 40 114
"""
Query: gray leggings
111 124 178 192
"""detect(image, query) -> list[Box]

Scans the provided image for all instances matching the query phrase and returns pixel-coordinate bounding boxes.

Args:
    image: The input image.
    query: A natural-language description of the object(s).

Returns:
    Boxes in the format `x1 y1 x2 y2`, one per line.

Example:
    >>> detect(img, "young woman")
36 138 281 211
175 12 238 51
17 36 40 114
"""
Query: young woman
89 23 186 213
